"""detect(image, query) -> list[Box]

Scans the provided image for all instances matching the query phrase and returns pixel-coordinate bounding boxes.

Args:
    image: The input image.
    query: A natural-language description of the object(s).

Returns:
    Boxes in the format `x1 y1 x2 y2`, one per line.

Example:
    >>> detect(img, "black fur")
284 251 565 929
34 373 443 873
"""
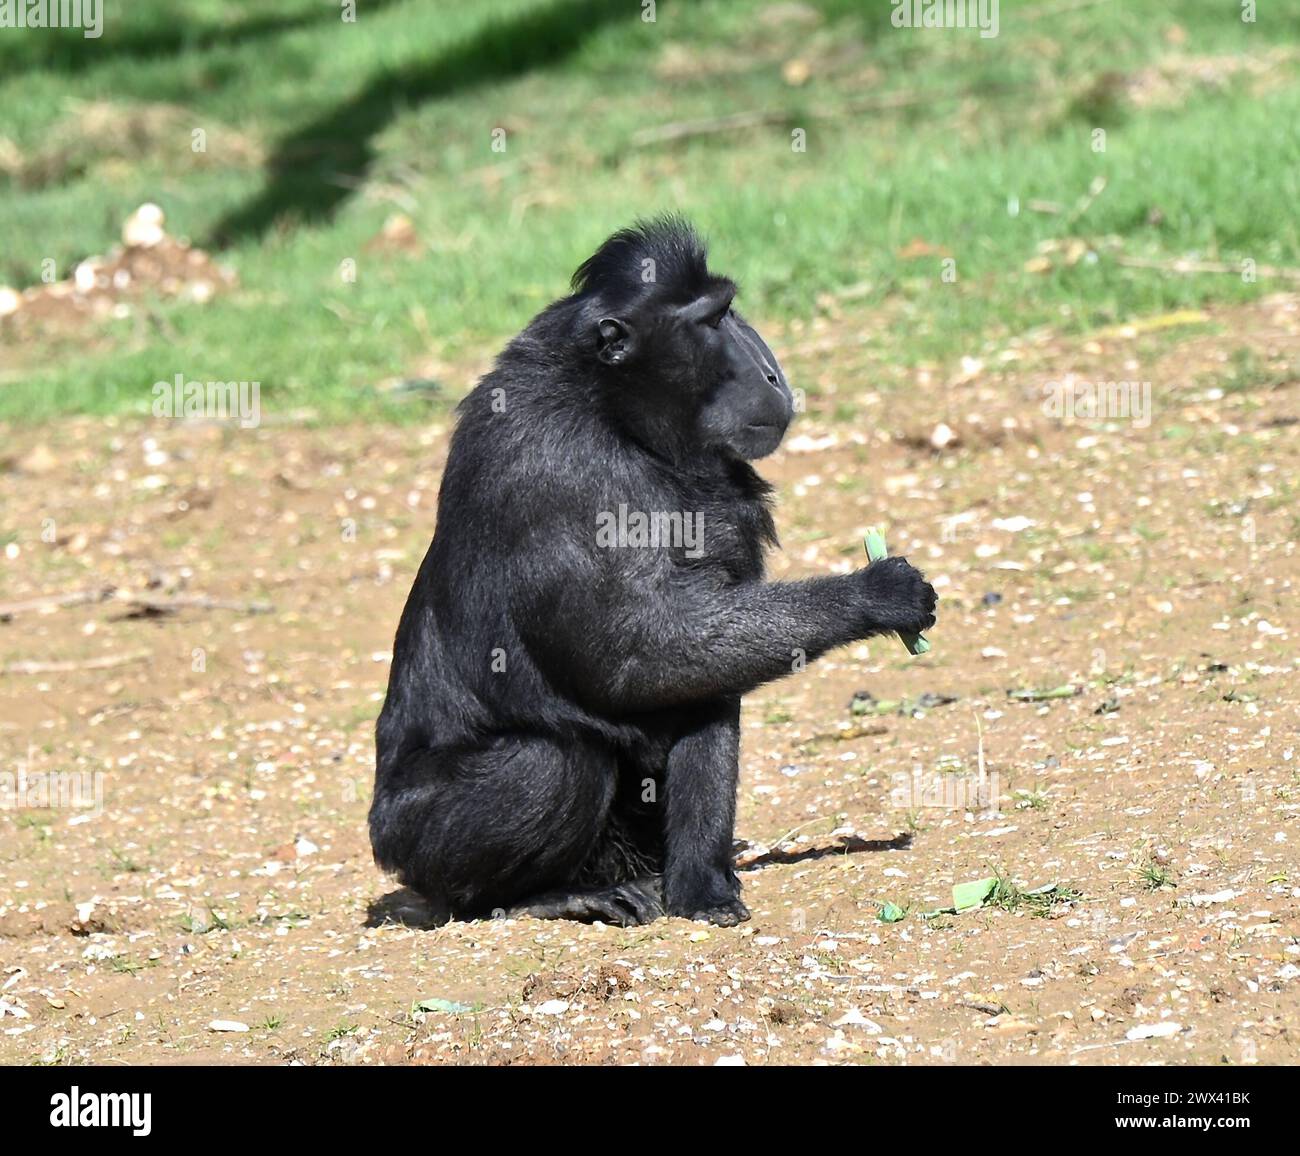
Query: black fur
370 217 937 926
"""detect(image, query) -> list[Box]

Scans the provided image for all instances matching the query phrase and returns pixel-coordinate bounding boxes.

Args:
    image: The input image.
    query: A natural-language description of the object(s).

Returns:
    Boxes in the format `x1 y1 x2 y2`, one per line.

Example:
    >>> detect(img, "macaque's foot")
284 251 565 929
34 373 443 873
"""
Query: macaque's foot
688 896 750 926
666 869 749 926
510 876 664 926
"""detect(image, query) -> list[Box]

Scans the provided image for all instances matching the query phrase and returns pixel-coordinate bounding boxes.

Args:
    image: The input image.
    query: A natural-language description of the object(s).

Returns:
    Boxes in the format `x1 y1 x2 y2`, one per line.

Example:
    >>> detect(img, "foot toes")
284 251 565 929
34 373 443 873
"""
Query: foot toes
690 898 751 927
583 883 663 927
581 894 636 925
507 879 667 926
615 880 664 925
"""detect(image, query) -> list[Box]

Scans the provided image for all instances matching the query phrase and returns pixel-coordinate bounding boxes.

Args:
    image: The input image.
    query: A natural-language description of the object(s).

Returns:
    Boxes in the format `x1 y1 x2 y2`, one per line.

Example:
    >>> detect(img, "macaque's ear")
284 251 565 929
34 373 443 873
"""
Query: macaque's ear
596 317 634 365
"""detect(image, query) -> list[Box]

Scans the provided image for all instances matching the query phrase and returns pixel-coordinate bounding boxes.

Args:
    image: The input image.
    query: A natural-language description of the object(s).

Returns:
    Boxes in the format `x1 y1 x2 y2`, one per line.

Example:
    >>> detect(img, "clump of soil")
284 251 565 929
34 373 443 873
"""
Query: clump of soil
0 203 236 340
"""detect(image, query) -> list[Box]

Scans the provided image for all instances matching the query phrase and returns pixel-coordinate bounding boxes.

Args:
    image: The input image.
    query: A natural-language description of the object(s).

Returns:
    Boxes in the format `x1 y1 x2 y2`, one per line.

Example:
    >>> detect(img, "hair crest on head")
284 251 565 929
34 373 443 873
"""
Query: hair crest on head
570 214 715 305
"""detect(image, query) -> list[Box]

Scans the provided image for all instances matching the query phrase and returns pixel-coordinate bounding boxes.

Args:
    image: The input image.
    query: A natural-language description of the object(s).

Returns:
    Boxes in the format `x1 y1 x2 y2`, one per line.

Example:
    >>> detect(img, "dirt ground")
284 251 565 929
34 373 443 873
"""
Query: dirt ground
1 293 1297 1066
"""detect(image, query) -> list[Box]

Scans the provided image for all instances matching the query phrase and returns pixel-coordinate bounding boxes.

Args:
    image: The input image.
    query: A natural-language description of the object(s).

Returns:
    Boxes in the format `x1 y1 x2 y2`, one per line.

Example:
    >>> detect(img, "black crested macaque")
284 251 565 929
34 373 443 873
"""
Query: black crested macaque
371 217 937 926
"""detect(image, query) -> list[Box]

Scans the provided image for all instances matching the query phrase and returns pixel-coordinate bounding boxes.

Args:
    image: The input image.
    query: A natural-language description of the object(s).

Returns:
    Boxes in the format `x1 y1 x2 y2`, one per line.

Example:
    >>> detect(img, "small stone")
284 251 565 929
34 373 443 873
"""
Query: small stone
930 422 958 450
123 203 166 248
1126 1022 1181 1041
781 58 811 86
74 262 99 294
832 1009 882 1032
17 444 58 476
986 1017 1038 1036
992 516 1034 533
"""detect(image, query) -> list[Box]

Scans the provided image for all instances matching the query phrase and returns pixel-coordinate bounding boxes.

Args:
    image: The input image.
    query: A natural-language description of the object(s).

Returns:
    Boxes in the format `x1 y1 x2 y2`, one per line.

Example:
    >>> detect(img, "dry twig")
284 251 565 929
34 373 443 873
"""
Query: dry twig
1 650 152 676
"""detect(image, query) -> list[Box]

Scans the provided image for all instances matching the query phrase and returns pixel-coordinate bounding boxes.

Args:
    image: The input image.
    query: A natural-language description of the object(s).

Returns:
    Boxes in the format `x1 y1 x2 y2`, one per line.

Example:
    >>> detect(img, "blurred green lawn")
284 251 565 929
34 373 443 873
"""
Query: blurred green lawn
1 0 1297 422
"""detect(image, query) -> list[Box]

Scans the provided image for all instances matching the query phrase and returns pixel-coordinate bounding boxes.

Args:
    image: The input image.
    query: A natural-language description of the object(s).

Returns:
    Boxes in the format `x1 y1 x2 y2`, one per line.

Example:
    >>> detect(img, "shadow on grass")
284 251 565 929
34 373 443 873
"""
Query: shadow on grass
210 0 628 249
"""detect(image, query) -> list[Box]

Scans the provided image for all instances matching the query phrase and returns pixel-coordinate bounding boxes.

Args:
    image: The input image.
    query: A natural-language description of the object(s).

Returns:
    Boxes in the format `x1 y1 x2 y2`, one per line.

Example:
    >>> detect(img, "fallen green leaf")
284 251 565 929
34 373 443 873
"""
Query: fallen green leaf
952 876 998 912
1007 685 1078 702
878 901 907 924
413 998 474 1014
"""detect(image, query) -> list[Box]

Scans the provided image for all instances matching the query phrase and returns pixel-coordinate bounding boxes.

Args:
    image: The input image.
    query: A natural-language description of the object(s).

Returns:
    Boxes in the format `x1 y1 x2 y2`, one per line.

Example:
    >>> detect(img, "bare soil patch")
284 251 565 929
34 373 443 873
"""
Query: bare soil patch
0 295 1296 1065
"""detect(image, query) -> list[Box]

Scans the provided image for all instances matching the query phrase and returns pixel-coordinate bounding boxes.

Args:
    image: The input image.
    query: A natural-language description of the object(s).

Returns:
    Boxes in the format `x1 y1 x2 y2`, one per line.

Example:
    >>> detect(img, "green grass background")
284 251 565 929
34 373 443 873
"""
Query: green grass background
0 0 1296 422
